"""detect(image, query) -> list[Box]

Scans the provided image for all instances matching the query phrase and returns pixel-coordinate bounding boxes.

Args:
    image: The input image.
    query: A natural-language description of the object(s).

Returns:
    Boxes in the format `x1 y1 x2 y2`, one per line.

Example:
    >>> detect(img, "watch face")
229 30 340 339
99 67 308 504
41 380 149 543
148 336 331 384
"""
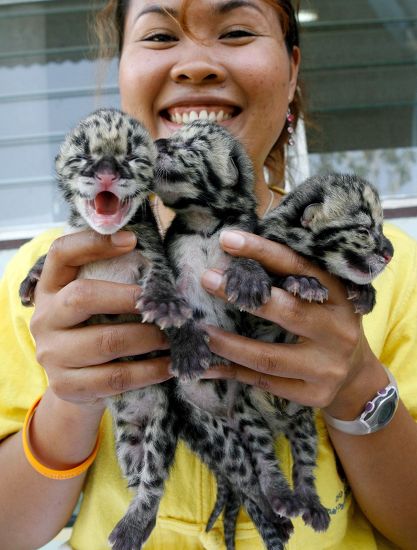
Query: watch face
362 386 398 429
377 399 396 425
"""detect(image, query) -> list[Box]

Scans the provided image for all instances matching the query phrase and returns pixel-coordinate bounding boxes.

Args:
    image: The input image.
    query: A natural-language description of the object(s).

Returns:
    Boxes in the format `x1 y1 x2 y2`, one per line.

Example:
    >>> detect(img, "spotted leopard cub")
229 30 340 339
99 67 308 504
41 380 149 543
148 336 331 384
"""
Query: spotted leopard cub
154 121 294 550
235 173 395 535
19 108 194 550
260 173 394 312
155 120 272 380
207 174 394 549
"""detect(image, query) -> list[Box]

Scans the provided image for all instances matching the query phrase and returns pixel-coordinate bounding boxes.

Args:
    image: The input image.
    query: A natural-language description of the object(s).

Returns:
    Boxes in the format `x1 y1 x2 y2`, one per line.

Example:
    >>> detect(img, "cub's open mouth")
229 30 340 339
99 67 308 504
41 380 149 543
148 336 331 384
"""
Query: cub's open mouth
94 191 120 215
86 192 132 229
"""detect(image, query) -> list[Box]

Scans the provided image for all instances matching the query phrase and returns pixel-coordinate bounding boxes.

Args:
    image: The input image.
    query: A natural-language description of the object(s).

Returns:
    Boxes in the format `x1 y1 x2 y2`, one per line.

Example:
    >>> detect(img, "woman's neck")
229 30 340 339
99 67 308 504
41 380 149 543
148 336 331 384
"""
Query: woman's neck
254 176 284 219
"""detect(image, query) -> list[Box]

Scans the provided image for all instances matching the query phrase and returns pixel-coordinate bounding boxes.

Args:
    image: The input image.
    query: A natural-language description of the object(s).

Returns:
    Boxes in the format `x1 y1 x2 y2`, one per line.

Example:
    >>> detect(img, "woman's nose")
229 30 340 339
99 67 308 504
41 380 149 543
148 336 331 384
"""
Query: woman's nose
170 50 226 84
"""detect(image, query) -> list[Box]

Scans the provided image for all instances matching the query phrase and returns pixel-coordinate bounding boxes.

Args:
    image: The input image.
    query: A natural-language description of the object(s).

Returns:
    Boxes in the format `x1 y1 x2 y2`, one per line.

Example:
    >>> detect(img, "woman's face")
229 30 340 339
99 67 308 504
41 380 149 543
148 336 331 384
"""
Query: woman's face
119 0 300 178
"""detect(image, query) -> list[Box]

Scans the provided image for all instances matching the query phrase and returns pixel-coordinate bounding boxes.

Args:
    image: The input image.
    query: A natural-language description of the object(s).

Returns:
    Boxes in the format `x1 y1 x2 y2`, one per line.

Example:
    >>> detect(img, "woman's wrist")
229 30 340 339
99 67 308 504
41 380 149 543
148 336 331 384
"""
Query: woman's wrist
323 353 390 421
28 388 105 470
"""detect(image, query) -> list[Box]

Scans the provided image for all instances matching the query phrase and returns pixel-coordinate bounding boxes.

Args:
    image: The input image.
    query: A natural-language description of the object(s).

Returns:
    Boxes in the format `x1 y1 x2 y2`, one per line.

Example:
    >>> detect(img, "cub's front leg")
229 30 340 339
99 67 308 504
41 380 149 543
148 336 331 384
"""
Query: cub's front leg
130 218 192 329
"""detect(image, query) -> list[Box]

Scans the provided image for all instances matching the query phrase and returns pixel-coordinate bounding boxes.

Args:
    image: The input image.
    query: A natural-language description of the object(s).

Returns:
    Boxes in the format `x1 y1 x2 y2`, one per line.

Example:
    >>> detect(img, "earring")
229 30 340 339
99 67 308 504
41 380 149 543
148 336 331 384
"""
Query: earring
286 108 295 146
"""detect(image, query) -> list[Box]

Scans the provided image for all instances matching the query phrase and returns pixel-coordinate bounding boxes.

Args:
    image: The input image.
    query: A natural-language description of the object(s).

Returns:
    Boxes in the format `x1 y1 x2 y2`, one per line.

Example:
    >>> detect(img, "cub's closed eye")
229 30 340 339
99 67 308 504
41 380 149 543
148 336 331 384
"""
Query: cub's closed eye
67 155 86 164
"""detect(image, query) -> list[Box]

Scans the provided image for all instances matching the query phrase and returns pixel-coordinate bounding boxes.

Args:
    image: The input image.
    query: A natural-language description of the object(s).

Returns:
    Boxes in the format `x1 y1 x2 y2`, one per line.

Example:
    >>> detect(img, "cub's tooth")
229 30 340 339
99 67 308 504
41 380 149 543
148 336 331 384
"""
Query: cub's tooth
175 112 182 124
208 111 217 122
182 112 190 123
216 110 224 122
223 113 231 120
189 110 198 122
199 110 208 120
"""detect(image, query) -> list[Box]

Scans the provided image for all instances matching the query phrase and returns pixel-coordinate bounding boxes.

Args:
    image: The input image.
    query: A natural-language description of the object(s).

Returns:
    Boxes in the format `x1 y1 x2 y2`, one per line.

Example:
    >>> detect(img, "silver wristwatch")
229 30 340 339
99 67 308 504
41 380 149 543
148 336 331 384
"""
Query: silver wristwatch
322 366 399 435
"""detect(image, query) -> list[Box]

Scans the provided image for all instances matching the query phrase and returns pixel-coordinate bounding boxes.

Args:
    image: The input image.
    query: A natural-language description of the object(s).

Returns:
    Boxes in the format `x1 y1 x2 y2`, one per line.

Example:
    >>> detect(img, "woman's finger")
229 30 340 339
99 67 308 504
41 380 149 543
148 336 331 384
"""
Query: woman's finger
50 356 172 403
202 363 323 406
203 324 313 379
37 279 144 329
35 322 169 369
201 272 346 341
38 230 137 293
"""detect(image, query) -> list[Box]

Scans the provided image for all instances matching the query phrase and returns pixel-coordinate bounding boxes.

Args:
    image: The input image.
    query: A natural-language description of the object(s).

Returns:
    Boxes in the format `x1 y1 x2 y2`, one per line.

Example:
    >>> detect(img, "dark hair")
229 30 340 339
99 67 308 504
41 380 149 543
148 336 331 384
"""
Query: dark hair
95 0 302 185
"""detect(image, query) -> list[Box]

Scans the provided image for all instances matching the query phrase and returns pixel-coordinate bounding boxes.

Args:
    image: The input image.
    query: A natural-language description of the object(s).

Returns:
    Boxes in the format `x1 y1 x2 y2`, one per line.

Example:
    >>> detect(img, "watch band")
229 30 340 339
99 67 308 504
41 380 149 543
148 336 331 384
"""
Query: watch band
322 366 399 435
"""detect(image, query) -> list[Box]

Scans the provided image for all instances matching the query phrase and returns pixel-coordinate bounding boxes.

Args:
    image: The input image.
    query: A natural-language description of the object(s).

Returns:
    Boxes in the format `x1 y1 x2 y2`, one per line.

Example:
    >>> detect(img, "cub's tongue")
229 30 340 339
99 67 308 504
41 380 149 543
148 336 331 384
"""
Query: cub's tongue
94 191 119 215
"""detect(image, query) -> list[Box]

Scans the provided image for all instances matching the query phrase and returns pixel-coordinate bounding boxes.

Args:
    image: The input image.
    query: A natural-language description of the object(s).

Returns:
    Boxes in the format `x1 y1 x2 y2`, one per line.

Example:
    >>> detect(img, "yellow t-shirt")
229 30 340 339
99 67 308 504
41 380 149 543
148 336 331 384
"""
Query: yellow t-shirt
1 224 416 550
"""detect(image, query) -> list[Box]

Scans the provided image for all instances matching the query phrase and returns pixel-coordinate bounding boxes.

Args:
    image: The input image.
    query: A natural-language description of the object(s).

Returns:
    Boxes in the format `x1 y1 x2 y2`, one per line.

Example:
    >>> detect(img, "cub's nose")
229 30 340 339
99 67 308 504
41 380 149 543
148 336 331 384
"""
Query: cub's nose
382 237 394 263
94 157 120 188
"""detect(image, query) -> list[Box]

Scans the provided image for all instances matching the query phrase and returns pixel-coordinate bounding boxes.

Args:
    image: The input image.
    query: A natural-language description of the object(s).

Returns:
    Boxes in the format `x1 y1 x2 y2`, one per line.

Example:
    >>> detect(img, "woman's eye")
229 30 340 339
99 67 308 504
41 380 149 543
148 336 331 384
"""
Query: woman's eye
142 33 178 43
220 29 256 39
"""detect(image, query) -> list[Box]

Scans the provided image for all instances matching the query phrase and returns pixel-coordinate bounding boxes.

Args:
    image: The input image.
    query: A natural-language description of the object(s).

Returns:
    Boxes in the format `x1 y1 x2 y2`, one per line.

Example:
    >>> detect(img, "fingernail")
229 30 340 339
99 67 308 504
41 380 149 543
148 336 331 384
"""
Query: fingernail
202 270 223 291
220 230 245 250
111 231 136 247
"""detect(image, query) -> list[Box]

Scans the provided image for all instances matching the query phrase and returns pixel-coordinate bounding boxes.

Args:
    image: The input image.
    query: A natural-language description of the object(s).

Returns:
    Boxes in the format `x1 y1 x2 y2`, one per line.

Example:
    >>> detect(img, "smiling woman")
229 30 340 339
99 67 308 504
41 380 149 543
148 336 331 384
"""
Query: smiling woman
1 1 417 550
97 0 302 187
118 0 299 201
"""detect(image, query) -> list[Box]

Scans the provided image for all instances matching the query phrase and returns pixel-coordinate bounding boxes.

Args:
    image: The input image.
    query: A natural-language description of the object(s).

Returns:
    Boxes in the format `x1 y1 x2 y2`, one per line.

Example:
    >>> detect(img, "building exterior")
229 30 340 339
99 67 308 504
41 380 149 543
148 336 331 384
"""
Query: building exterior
1 0 416 275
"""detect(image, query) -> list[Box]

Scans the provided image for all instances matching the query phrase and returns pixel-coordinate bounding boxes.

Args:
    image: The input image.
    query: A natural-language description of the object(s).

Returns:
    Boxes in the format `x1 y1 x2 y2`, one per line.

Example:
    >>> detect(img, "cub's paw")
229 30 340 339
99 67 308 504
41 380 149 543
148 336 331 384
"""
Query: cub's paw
346 282 376 314
275 516 295 542
167 322 212 381
295 492 330 532
109 513 156 550
268 491 300 519
19 254 47 306
137 293 192 330
281 275 328 303
225 259 271 310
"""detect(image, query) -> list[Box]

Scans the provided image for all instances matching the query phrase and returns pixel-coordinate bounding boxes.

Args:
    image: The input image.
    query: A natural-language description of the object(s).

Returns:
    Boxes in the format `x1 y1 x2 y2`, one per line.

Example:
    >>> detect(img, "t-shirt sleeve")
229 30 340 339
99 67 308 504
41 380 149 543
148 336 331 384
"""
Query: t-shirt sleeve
365 224 417 421
0 230 61 440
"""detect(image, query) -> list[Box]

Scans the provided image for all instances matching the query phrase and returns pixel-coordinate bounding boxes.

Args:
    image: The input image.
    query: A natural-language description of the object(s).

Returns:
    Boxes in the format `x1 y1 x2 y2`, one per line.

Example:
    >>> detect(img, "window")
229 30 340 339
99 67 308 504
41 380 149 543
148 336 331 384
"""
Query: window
0 0 118 250
300 0 417 222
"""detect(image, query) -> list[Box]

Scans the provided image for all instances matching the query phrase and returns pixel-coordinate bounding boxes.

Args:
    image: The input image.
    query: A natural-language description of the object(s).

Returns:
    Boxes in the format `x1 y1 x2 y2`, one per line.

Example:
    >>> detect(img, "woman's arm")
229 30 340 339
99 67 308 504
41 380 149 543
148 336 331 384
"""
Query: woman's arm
201 229 417 550
0 230 171 549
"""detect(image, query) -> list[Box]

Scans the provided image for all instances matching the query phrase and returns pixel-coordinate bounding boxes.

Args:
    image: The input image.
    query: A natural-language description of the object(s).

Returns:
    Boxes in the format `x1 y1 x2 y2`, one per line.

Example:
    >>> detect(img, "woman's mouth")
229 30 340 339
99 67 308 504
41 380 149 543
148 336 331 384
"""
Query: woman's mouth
161 106 239 125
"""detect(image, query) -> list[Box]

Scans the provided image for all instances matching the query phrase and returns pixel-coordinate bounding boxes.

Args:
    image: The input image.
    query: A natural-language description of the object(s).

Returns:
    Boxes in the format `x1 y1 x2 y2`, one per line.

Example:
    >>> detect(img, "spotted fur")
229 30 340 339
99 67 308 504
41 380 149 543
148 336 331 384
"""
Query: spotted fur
207 174 394 545
154 121 293 549
233 173 395 538
260 173 394 314
19 108 195 550
155 124 394 549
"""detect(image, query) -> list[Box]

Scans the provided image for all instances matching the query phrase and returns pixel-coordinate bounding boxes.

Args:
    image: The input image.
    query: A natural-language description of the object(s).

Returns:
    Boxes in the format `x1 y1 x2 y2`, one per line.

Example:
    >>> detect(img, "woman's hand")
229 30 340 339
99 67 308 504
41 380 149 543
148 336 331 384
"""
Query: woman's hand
30 229 171 411
201 229 383 418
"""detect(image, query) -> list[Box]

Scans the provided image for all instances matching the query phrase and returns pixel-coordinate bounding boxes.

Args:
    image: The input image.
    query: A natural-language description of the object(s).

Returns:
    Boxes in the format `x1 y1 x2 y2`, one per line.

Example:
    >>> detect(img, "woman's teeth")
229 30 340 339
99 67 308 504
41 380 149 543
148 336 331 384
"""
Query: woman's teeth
168 110 233 124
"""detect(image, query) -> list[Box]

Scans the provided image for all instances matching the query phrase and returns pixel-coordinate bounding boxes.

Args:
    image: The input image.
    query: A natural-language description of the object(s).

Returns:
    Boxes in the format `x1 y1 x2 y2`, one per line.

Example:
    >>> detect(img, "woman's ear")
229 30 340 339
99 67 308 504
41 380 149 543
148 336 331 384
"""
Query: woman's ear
288 46 301 102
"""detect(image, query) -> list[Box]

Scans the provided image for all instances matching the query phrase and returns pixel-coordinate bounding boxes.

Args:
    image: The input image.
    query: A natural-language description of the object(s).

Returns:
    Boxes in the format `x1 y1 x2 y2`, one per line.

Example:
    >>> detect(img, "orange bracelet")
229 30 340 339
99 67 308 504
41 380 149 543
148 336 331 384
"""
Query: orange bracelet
22 396 102 480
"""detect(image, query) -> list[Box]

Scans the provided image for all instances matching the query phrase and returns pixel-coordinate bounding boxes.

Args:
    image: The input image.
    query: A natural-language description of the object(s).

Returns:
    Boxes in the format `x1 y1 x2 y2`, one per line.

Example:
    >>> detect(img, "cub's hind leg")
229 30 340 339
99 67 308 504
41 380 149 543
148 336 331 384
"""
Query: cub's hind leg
284 407 330 532
108 385 179 550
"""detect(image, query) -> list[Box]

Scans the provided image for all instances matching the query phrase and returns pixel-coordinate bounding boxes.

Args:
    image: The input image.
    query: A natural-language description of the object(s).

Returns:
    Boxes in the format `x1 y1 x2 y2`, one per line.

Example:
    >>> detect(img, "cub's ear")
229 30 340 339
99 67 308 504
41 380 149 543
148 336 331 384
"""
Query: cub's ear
301 203 322 227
